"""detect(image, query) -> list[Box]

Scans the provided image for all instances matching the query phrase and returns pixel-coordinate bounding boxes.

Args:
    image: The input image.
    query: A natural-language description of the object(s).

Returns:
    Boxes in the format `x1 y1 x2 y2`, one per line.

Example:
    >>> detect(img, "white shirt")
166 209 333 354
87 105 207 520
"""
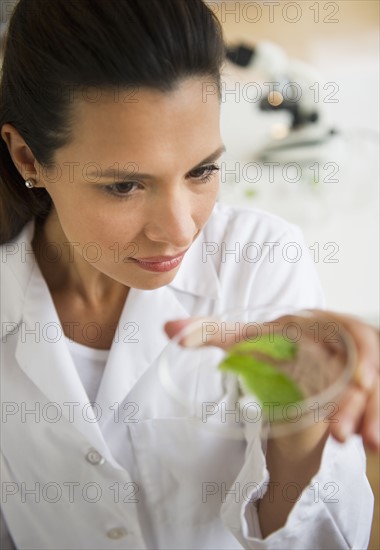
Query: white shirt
64 336 109 403
0 202 374 549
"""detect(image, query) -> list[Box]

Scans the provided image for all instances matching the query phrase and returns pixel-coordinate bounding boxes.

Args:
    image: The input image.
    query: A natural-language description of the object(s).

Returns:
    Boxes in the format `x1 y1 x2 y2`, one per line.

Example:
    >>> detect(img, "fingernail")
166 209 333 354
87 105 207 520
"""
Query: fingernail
338 418 354 440
362 364 377 390
181 318 219 348
182 326 204 348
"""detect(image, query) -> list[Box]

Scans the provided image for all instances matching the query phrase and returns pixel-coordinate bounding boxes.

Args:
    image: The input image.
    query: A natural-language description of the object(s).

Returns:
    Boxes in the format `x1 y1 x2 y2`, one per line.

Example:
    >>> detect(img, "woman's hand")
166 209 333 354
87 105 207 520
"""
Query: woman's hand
165 310 379 452
313 310 379 452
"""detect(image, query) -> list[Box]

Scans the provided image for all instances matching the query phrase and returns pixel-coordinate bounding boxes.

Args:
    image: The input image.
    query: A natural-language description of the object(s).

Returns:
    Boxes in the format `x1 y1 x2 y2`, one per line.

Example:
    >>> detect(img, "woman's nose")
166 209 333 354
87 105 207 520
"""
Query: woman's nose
144 192 197 248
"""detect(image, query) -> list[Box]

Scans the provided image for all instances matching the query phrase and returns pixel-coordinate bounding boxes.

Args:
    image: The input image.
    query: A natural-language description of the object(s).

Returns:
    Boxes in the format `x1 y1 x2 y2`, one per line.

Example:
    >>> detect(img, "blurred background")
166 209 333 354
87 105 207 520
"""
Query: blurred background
1 0 379 547
212 0 379 326
210 1 379 547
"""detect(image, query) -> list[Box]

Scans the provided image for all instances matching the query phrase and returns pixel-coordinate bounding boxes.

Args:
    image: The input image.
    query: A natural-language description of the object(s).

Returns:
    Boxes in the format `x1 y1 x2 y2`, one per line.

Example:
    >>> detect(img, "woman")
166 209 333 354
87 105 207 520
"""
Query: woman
0 1 378 548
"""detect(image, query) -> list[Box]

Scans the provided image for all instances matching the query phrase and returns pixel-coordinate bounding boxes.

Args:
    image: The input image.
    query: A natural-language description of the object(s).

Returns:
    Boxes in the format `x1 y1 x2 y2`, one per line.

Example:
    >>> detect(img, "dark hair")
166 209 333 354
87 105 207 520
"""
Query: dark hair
0 0 225 243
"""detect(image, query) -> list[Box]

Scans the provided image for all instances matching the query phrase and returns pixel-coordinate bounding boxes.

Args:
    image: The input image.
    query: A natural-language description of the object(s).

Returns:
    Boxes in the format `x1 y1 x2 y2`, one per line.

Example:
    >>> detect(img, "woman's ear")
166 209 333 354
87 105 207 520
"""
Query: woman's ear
1 123 45 187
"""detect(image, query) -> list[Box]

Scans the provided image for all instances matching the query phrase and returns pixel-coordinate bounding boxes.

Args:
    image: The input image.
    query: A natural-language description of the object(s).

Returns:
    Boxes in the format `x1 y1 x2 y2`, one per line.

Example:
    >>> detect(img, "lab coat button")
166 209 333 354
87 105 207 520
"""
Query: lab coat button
106 527 128 539
85 449 105 465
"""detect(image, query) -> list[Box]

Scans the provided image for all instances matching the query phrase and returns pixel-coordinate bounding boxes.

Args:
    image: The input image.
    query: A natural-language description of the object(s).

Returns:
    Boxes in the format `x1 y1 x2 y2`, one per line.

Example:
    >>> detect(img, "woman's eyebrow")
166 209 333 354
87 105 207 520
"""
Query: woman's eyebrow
188 144 226 171
89 144 226 180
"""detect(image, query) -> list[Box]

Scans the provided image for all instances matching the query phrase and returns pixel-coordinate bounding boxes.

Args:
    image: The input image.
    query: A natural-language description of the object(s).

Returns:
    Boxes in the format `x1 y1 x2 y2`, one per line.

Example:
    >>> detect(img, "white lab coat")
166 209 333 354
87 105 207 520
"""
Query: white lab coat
0 202 374 549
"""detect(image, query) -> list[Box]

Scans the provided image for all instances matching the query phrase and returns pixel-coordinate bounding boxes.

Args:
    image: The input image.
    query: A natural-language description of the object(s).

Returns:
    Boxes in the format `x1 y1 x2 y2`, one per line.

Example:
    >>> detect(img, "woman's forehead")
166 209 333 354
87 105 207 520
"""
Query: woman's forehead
72 78 220 123
60 79 222 159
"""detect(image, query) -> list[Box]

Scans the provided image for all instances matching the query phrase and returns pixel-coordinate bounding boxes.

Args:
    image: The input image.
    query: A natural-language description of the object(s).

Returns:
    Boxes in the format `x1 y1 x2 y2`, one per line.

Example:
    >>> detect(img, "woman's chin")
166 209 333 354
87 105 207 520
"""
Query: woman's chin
127 269 180 291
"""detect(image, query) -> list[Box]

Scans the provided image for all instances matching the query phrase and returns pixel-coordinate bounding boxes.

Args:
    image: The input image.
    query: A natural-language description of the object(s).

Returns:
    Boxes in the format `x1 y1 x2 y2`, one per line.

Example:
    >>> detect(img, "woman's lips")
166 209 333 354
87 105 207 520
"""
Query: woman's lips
131 251 187 273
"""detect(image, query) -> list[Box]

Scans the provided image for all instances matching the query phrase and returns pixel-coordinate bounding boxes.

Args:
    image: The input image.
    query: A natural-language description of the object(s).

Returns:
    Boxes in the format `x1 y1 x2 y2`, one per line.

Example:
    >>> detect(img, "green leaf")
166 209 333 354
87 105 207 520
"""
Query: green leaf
219 336 304 416
228 332 297 361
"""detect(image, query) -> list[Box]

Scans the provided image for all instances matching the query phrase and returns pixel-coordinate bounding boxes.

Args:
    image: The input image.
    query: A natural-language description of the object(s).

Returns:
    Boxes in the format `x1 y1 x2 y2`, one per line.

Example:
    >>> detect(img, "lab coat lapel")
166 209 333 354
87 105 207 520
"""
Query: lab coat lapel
15 261 115 461
95 231 222 429
95 285 190 429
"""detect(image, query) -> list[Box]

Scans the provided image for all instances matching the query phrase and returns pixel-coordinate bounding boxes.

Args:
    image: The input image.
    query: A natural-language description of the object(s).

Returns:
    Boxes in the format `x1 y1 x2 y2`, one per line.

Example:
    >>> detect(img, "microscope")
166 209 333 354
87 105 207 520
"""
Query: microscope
225 41 340 164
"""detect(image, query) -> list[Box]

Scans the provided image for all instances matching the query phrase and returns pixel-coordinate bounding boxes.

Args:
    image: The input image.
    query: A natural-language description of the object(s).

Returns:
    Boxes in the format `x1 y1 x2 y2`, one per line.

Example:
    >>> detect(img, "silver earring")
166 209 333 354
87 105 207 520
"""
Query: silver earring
25 178 35 189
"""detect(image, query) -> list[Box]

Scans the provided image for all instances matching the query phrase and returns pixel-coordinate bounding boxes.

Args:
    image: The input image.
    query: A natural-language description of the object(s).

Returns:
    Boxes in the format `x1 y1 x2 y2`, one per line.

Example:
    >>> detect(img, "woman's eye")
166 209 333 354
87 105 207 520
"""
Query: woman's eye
101 164 220 199
189 164 220 182
102 182 139 199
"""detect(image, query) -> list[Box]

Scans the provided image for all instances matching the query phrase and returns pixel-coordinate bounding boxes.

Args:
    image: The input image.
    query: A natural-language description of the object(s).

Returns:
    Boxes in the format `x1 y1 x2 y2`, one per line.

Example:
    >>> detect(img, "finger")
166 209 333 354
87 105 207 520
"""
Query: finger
174 318 254 349
305 310 379 391
330 384 367 443
164 317 221 347
164 319 192 339
335 316 379 390
360 385 380 452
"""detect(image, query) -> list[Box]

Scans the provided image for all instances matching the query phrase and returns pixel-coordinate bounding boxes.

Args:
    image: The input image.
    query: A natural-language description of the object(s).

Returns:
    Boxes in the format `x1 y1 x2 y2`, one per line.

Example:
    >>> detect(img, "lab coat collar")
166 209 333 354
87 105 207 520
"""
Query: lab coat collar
12 214 222 301
168 229 222 300
14 255 122 464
